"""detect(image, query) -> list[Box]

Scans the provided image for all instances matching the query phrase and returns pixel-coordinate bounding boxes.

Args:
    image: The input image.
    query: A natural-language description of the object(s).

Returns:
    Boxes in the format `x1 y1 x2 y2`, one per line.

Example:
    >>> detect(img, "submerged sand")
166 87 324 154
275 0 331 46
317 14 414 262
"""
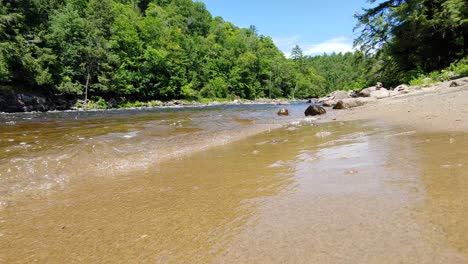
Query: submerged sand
1 81 467 263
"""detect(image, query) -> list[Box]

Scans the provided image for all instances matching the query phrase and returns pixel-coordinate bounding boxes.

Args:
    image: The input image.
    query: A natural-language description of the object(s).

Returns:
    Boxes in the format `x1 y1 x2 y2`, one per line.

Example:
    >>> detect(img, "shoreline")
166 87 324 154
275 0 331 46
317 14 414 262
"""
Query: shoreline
1 81 467 262
0 87 309 114
330 78 468 133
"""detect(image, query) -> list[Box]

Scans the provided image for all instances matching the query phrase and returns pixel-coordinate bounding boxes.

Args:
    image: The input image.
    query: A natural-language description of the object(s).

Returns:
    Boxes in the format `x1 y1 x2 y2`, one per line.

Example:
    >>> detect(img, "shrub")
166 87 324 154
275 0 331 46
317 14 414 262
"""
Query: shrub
450 57 468 77
118 101 146 108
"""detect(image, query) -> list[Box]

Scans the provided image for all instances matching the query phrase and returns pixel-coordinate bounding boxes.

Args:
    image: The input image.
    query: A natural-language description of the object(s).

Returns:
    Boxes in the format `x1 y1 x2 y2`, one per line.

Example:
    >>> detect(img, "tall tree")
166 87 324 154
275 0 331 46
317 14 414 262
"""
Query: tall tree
355 0 468 84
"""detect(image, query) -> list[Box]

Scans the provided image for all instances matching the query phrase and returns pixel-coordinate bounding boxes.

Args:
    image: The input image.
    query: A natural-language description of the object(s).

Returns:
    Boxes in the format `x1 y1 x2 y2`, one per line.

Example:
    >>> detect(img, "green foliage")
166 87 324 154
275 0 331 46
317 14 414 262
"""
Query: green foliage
5 0 464 107
89 96 109 109
3 0 332 102
409 68 454 87
198 97 232 104
409 74 433 87
450 57 468 76
355 0 468 86
118 100 146 108
305 51 375 92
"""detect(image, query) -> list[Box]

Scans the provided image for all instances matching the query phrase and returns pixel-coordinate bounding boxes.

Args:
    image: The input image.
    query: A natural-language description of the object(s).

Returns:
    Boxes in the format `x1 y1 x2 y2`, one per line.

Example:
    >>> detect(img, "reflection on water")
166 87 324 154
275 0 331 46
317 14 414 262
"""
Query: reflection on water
0 104 312 202
0 108 467 263
412 133 468 257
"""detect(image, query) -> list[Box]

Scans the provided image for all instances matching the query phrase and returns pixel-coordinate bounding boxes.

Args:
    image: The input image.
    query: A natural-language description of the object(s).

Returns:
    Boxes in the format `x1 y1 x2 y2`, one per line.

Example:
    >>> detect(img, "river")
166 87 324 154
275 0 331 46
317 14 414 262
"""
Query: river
0 104 466 263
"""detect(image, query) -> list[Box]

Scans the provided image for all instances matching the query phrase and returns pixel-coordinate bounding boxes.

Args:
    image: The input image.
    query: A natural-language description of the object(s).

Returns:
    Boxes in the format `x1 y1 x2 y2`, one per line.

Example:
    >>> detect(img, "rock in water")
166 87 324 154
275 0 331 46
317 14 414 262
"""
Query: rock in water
304 105 326 116
277 108 289 116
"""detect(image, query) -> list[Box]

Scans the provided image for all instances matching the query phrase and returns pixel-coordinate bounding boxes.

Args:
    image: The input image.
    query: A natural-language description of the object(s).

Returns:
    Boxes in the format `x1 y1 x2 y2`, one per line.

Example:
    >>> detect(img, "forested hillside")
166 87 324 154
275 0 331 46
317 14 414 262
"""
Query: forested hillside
1 0 351 102
1 0 467 108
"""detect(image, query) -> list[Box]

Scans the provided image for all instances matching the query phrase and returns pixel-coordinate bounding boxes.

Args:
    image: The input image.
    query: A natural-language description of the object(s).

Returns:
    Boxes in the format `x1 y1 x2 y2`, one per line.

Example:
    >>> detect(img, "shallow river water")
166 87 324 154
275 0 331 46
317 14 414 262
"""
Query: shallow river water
0 104 467 263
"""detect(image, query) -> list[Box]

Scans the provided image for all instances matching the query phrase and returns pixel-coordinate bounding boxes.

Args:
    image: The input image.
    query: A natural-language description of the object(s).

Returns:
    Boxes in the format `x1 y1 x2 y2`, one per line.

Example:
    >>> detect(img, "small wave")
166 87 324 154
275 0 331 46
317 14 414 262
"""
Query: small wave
0 104 322 202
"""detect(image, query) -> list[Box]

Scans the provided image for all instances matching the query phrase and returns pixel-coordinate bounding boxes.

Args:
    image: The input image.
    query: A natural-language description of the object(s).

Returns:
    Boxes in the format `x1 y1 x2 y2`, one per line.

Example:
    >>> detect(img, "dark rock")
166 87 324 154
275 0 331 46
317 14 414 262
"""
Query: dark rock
305 105 326 116
0 89 52 112
449 81 458 87
348 90 359 98
277 108 289 116
108 98 118 108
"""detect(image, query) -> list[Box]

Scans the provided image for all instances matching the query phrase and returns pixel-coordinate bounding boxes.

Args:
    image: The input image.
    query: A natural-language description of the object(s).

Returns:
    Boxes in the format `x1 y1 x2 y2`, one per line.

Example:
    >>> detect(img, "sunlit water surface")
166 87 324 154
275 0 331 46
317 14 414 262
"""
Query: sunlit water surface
0 105 467 263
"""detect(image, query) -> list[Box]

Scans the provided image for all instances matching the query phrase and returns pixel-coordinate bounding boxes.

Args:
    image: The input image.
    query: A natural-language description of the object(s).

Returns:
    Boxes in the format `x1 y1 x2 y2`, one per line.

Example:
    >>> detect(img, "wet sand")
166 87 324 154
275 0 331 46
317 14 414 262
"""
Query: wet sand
1 121 467 263
336 83 468 132
1 84 468 263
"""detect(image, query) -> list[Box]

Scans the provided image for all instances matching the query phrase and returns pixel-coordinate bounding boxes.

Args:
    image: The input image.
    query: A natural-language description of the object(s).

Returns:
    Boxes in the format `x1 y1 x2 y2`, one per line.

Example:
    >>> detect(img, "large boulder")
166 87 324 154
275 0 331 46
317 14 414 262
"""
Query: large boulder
319 90 350 104
322 100 336 107
370 88 390 99
333 98 370 109
318 95 333 103
0 89 51 112
304 105 326 116
330 90 350 100
358 86 377 97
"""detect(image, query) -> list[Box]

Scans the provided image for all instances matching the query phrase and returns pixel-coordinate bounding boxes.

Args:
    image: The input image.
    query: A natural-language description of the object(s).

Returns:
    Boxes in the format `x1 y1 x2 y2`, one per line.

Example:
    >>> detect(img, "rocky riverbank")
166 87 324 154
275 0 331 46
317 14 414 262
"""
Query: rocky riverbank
328 77 468 132
0 87 75 113
0 86 306 113
316 78 466 110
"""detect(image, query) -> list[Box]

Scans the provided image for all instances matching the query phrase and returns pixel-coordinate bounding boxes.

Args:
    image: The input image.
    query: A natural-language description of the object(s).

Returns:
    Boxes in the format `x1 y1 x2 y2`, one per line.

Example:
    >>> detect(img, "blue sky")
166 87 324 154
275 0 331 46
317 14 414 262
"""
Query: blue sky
199 0 377 57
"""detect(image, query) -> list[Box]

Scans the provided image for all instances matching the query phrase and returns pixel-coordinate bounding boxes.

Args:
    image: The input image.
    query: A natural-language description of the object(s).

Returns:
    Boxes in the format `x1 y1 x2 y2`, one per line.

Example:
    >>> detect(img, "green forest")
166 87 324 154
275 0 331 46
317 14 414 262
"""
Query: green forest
0 0 467 107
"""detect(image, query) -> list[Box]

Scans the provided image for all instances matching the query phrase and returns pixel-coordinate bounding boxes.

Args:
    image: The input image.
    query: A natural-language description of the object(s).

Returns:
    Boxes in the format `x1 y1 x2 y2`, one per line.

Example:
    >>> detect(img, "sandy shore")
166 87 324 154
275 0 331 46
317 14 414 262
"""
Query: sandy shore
1 82 467 263
334 78 468 132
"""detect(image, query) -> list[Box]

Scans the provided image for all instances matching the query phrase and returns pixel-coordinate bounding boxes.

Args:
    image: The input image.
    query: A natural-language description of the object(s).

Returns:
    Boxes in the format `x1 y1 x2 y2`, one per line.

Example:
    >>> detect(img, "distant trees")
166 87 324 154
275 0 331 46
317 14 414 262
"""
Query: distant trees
305 51 374 92
1 0 309 100
0 0 379 102
2 0 463 104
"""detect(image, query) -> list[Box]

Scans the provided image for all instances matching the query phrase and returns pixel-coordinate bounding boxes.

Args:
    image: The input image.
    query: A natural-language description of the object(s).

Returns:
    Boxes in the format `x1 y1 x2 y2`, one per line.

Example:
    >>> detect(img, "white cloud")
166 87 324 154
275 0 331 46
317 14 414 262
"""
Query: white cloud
273 36 355 57
303 37 354 55
272 35 300 56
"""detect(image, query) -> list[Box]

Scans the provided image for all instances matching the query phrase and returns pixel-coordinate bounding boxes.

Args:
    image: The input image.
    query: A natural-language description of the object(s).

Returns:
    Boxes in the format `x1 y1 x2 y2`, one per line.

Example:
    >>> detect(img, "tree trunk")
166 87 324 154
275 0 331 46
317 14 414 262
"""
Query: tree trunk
85 72 90 103
464 24 468 57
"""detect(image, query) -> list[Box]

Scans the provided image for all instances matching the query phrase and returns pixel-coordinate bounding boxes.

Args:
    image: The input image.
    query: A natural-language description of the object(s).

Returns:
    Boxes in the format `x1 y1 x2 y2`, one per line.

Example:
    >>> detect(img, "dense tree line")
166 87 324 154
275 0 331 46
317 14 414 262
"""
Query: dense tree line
0 0 343 102
304 51 375 93
1 0 466 106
